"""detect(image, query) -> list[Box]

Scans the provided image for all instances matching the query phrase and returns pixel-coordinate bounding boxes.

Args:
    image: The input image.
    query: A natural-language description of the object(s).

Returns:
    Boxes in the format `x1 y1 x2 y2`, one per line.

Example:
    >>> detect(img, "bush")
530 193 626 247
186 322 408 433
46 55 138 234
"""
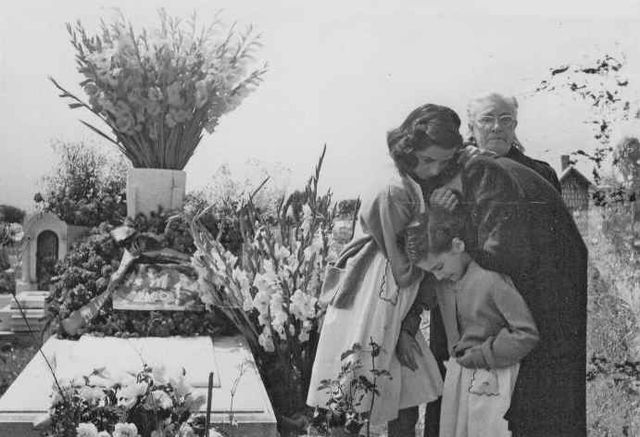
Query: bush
0 271 14 294
0 205 25 224
585 207 640 436
587 372 640 437
336 198 361 219
34 141 128 227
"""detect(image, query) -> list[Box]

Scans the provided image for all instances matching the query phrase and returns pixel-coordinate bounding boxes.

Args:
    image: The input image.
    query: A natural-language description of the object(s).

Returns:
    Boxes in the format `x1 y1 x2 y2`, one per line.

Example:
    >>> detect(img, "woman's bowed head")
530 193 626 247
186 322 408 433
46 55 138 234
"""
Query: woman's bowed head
387 104 464 180
385 103 486 213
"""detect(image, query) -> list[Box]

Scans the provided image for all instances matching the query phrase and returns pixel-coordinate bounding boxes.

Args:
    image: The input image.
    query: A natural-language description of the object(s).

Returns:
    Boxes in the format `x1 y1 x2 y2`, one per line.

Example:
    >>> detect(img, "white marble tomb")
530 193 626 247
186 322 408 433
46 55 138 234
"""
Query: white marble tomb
0 335 277 437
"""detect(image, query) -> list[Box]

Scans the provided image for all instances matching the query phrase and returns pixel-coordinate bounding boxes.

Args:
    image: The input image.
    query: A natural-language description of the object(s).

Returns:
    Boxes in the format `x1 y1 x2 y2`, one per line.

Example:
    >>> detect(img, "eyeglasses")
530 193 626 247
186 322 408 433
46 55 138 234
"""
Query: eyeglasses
476 115 515 128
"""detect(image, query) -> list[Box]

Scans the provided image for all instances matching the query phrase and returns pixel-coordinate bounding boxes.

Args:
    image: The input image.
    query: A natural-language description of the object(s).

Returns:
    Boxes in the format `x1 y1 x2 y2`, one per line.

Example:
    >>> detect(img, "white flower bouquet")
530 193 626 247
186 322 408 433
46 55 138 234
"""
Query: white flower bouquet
51 9 266 169
47 364 209 437
188 147 337 415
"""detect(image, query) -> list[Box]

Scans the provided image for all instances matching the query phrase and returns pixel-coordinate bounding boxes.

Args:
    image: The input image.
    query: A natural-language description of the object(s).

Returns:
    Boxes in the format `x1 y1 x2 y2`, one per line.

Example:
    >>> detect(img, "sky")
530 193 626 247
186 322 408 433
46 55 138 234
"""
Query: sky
1 0 640 211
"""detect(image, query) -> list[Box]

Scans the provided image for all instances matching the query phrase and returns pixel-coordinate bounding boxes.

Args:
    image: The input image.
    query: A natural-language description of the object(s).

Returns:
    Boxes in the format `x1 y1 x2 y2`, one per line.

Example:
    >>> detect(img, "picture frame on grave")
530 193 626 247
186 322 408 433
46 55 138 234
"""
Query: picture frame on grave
112 263 204 311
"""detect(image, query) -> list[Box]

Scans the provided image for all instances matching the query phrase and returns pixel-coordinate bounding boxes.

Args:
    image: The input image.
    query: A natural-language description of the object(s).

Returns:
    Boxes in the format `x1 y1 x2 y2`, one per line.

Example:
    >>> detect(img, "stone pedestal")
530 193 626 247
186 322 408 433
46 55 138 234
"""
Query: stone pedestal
127 168 186 218
0 335 277 437
8 291 48 333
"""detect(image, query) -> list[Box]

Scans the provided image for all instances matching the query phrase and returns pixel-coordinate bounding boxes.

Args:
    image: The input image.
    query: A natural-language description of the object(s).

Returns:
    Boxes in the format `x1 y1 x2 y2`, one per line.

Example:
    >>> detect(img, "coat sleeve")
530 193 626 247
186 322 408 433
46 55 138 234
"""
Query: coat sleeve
462 158 533 279
479 276 539 368
359 180 423 288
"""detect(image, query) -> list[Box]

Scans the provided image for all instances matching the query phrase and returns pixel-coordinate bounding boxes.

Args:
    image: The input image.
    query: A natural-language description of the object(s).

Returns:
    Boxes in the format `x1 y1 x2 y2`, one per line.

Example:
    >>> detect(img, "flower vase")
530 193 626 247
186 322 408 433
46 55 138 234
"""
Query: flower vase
126 168 186 218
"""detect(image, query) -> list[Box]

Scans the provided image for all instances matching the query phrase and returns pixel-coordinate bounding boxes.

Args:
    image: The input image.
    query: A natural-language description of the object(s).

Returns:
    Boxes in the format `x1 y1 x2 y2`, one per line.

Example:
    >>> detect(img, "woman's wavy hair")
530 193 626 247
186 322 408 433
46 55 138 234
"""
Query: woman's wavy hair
387 104 464 176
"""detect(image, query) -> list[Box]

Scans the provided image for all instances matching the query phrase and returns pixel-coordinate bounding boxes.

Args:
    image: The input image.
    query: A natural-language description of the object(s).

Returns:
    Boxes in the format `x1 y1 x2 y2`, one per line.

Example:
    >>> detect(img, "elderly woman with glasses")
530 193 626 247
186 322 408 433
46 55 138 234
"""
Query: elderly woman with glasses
466 92 561 192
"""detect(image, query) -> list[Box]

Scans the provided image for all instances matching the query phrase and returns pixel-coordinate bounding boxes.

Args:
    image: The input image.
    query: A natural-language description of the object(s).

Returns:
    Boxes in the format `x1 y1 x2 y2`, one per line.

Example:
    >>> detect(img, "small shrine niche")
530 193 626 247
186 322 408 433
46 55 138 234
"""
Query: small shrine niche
17 212 89 292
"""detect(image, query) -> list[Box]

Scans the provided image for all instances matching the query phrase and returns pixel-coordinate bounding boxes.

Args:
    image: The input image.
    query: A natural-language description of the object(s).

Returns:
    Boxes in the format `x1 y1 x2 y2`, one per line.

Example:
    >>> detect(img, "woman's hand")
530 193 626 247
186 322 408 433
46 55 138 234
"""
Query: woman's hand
429 187 459 212
457 145 496 167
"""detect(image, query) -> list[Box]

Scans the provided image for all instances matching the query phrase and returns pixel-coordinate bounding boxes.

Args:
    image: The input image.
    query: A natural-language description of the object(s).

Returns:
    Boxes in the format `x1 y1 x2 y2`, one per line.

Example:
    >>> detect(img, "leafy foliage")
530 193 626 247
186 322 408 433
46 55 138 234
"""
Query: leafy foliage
0 269 15 295
312 338 391 437
0 205 25 224
0 222 23 273
0 205 24 292
34 141 128 227
0 342 37 397
45 209 237 339
613 136 640 187
585 209 640 436
535 53 639 183
336 198 361 220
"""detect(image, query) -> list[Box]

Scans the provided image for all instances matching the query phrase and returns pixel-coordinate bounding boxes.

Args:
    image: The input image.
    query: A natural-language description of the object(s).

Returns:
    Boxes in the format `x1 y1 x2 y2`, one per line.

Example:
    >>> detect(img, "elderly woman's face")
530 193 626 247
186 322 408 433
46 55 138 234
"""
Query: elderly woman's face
412 146 457 180
471 99 517 156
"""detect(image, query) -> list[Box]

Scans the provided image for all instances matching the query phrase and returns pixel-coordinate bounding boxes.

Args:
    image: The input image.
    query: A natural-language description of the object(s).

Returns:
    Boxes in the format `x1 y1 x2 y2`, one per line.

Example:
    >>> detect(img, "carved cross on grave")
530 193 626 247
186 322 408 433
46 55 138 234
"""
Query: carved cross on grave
61 225 198 336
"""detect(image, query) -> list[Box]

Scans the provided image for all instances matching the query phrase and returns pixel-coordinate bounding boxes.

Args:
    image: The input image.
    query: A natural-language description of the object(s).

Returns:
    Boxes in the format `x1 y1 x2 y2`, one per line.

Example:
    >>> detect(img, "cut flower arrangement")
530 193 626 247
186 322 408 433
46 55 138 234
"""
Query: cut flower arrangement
51 9 266 169
188 147 336 416
47 364 210 437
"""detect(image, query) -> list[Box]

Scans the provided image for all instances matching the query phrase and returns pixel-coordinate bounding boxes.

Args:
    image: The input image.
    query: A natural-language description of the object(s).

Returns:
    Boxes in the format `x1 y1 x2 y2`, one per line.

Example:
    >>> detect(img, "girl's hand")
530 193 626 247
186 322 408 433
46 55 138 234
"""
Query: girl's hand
455 346 489 369
429 187 459 212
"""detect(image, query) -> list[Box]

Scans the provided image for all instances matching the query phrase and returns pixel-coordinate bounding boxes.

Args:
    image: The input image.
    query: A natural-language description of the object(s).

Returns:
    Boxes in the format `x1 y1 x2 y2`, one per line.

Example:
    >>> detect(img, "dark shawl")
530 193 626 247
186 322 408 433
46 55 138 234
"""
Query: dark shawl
412 154 586 436
506 147 561 192
461 156 587 435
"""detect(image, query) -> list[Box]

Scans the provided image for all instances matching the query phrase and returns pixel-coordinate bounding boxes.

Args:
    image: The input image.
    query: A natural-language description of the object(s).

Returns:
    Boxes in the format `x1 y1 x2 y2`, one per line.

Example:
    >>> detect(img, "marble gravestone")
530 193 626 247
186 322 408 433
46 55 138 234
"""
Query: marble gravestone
1 232 277 436
0 335 277 437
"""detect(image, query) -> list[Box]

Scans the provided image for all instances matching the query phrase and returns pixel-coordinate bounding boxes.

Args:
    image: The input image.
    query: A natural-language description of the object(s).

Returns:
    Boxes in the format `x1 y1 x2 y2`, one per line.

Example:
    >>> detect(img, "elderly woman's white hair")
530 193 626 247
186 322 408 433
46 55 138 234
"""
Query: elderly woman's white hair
466 92 524 151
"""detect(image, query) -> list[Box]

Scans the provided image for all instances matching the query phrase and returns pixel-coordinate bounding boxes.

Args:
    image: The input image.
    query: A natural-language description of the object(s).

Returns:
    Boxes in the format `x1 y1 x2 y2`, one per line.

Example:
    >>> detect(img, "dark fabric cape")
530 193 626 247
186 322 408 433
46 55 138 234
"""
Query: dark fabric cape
505 147 562 193
418 154 586 436
463 156 587 435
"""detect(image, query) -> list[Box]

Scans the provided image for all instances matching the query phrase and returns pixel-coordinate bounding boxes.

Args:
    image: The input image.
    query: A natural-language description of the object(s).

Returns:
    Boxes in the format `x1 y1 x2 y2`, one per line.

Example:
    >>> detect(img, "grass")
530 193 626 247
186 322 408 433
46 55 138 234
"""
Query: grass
0 335 38 397
583 208 640 437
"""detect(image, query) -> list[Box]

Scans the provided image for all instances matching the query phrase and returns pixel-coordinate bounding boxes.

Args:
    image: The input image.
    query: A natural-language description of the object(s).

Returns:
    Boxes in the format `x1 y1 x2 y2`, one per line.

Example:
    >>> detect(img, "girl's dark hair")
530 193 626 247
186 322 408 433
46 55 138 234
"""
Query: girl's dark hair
426 206 474 255
387 104 464 176
403 204 474 263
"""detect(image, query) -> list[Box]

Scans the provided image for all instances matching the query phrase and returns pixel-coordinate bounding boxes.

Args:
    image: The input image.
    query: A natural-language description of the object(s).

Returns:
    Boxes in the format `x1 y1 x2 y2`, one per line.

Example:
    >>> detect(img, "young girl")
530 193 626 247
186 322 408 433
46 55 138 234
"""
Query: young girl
410 207 539 437
306 172 443 435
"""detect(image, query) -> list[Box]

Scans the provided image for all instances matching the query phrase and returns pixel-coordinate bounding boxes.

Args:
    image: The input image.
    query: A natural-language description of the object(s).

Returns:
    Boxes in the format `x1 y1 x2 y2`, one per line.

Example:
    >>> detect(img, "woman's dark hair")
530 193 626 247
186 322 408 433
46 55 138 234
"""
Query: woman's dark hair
387 104 464 176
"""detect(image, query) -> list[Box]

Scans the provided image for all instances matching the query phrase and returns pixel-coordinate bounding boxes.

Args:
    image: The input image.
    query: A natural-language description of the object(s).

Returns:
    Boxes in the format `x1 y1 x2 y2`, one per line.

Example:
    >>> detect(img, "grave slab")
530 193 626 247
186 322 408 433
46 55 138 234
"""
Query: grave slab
0 335 277 437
